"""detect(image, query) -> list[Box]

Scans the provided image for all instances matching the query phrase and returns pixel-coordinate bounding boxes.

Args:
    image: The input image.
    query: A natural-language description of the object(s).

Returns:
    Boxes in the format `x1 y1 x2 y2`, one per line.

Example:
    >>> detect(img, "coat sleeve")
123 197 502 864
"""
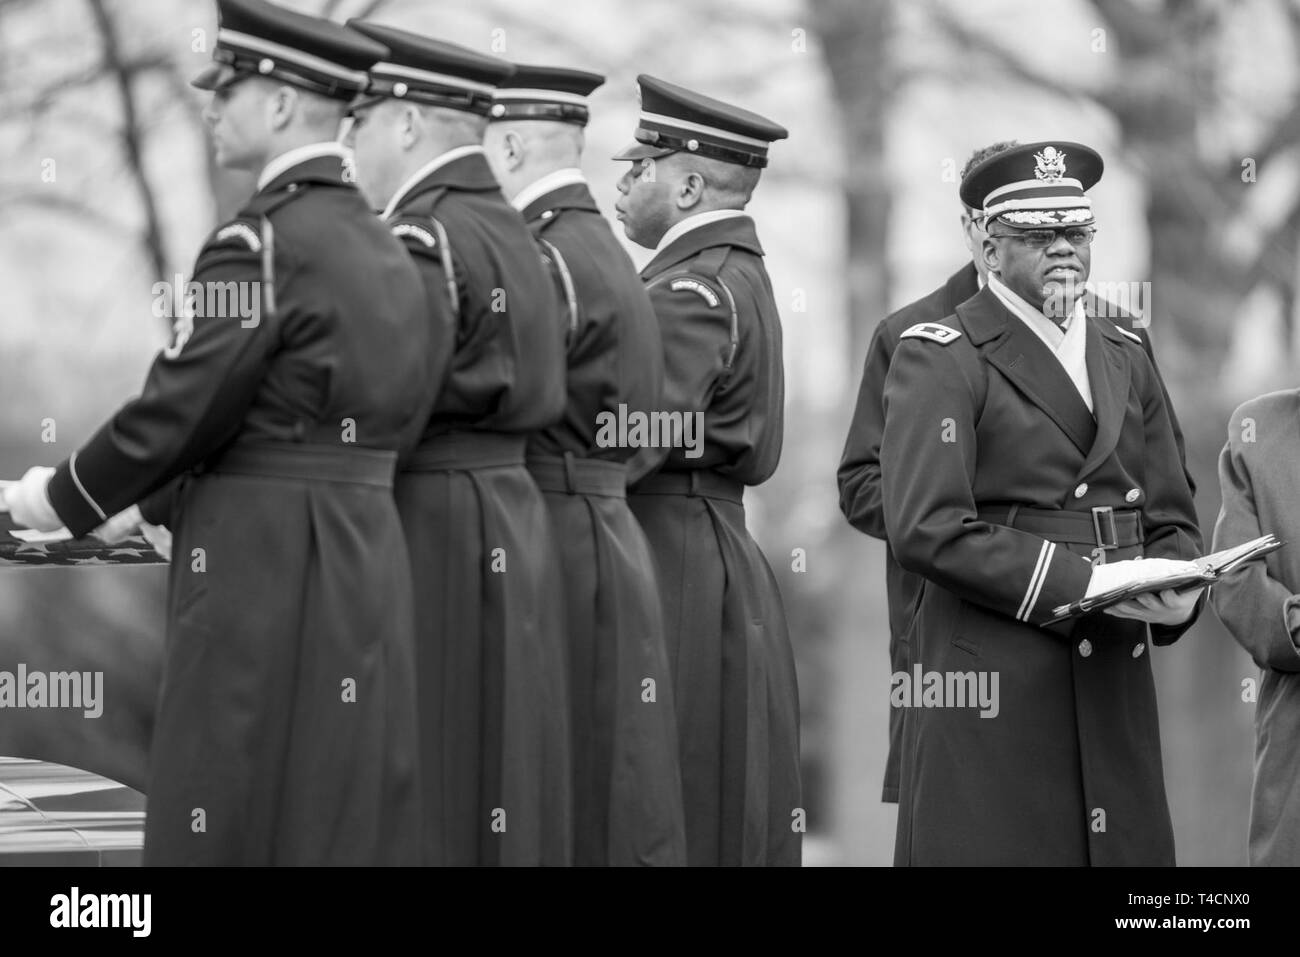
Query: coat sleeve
1209 415 1300 671
837 320 894 539
632 273 734 477
45 227 281 537
881 337 1095 627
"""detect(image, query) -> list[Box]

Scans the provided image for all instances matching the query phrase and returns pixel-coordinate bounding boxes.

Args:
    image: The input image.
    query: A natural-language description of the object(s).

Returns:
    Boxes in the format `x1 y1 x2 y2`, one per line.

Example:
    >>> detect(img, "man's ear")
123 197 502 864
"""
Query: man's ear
504 130 525 170
676 170 705 211
981 236 1000 275
400 104 421 150
268 85 297 133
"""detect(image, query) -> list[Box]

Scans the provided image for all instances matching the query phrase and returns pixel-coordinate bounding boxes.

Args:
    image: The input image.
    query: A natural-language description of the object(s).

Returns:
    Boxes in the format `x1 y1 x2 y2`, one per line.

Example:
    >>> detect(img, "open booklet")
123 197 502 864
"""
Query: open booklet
1046 534 1284 623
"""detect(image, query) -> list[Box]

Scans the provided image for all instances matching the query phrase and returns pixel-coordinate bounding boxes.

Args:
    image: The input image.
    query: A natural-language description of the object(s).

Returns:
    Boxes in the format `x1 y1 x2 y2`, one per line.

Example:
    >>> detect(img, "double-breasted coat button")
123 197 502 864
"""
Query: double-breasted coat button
1079 638 1093 657
1133 642 1146 658
1074 483 1088 498
1125 488 1141 503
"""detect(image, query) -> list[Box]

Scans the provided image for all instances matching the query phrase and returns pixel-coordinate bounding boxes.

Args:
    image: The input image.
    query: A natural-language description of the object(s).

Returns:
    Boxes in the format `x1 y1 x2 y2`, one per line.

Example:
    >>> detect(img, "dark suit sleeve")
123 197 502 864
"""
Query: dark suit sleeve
1210 406 1300 671
837 320 895 539
633 275 734 476
46 230 280 537
137 477 182 527
388 217 457 461
881 337 1095 627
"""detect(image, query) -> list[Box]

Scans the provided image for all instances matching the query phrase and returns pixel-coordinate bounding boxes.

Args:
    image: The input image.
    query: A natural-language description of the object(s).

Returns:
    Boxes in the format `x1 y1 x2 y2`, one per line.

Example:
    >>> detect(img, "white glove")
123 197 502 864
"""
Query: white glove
1085 557 1200 597
0 467 62 531
141 523 172 562
92 505 144 544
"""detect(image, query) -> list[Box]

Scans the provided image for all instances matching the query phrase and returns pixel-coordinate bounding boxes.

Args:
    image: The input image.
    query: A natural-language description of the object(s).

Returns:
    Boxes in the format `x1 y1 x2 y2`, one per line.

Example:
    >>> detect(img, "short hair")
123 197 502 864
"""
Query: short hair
422 104 488 142
676 153 761 209
960 140 1018 215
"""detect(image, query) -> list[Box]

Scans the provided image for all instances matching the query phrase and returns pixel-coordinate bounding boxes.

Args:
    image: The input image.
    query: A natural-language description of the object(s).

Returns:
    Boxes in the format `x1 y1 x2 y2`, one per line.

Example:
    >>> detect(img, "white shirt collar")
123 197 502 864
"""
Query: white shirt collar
382 145 486 220
510 167 586 212
653 209 746 256
987 272 1092 410
257 142 347 192
987 272 1085 342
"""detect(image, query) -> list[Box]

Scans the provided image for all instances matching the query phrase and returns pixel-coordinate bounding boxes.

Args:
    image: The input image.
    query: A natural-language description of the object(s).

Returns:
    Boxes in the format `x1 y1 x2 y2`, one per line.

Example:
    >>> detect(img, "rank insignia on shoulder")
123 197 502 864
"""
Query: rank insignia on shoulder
392 222 437 248
900 322 962 344
214 222 262 252
670 277 720 307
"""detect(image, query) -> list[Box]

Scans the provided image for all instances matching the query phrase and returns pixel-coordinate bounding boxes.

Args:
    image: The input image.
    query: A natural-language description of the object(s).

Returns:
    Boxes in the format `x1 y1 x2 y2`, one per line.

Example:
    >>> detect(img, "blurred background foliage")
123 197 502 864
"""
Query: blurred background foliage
2 0 1298 864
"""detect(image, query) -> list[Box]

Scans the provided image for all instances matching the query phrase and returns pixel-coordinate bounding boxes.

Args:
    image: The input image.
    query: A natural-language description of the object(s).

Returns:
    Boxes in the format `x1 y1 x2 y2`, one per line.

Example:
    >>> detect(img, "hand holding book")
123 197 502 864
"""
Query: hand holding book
1047 534 1285 624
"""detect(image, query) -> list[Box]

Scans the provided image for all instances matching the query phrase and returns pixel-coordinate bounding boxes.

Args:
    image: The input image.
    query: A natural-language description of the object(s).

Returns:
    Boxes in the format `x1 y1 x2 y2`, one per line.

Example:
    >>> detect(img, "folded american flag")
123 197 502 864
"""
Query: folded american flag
0 516 166 568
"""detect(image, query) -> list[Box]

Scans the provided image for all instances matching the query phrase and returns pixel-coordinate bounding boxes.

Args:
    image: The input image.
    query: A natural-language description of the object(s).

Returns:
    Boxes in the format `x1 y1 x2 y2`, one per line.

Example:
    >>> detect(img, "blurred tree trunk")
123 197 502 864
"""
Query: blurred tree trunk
807 0 896 863
810 0 892 365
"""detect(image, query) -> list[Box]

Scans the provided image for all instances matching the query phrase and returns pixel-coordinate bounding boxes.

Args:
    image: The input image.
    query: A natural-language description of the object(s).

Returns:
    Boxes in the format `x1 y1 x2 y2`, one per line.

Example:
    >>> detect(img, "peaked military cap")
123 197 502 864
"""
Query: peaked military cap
346 21 514 116
488 64 604 126
191 0 387 100
612 74 788 169
960 141 1104 228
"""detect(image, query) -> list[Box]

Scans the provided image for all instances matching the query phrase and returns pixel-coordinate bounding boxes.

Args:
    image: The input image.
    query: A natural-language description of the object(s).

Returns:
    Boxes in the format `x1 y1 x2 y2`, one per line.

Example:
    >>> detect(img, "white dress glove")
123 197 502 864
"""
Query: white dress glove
92 505 145 544
140 523 173 562
0 467 62 531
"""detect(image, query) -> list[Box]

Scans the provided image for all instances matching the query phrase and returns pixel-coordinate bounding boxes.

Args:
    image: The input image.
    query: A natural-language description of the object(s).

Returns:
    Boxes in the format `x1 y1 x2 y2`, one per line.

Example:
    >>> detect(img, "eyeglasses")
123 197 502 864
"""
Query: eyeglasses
989 226 1097 249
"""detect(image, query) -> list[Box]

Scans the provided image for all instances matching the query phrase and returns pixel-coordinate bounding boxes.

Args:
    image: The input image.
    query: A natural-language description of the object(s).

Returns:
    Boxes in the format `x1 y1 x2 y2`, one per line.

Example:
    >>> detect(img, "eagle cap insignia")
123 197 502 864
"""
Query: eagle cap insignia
1033 146 1068 182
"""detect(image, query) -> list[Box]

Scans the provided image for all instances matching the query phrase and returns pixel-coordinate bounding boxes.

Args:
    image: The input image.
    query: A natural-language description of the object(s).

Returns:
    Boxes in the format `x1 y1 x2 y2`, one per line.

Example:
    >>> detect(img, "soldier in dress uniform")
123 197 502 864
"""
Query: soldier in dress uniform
342 22 572 866
880 141 1205 865
836 140 1195 806
483 65 688 866
613 76 801 866
2 0 435 865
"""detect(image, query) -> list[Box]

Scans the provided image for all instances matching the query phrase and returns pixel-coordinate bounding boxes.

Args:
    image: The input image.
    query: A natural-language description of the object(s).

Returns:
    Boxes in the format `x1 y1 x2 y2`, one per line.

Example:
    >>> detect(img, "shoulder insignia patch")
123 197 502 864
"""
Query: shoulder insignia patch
670 277 720 308
392 222 437 248
214 222 262 252
900 322 962 345
1113 324 1143 344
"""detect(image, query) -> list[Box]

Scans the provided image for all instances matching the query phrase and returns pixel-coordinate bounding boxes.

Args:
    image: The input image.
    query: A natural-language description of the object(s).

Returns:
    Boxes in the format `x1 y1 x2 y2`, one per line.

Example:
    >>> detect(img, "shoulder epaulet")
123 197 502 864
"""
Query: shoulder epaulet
391 219 439 250
1111 322 1144 344
534 208 562 233
211 220 262 253
668 275 723 308
391 214 459 324
662 268 739 376
900 322 962 345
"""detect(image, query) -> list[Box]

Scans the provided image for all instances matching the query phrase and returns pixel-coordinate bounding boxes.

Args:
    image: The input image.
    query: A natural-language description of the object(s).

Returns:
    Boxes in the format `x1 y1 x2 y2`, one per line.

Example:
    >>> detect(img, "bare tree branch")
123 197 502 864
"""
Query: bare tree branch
85 0 169 320
0 191 130 234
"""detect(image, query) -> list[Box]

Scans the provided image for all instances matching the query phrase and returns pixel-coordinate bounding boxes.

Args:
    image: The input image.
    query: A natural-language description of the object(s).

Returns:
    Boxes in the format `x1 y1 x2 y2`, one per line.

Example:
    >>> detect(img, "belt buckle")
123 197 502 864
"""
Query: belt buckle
1091 505 1118 550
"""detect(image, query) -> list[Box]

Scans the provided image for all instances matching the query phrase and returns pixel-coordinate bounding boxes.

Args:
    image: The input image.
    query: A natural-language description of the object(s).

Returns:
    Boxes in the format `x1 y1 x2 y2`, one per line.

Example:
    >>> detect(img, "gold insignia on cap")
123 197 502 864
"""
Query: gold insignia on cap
687 138 699 151
490 103 505 117
393 81 408 98
258 58 275 75
1033 145 1067 182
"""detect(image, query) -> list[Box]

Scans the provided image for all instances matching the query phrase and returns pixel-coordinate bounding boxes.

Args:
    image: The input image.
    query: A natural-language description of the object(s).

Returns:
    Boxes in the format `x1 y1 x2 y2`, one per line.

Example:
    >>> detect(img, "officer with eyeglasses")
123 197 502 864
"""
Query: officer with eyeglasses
878 141 1205 866
837 140 1193 811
